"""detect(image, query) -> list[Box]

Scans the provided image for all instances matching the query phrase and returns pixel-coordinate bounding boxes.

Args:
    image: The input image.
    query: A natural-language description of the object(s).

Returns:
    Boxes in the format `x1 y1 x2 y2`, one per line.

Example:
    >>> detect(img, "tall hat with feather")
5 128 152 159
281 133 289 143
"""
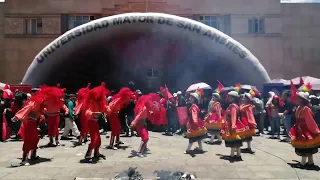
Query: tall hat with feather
190 88 204 102
108 87 134 113
297 82 312 102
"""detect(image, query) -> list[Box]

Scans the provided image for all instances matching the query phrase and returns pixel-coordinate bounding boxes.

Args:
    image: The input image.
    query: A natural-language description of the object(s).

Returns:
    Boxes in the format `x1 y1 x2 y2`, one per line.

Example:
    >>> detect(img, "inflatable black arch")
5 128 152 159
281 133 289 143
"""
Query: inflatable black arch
22 13 270 92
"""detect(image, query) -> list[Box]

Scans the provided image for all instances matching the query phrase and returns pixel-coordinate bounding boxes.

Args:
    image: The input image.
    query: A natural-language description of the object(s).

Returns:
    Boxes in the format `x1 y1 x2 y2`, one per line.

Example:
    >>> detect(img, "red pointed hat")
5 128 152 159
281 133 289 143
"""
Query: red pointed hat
39 85 65 102
77 83 91 100
112 87 134 103
83 82 110 111
2 84 14 99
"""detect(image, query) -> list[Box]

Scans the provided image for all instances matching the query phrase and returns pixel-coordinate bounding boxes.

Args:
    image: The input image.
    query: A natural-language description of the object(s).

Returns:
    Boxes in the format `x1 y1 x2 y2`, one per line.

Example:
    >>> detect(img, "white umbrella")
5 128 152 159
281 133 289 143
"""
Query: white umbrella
186 82 212 92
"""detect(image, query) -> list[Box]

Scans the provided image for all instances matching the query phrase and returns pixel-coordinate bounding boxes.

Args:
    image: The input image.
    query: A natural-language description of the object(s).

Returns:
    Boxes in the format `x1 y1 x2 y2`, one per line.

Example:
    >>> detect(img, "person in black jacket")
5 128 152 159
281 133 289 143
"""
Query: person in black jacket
166 98 178 136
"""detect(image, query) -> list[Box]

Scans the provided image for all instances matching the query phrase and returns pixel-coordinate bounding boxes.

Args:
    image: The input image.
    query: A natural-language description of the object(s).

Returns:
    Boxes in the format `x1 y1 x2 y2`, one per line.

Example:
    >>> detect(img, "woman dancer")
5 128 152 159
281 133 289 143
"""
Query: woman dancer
83 83 110 159
205 93 223 144
239 93 256 153
131 94 161 157
185 89 207 154
289 91 320 168
221 91 243 160
13 89 48 165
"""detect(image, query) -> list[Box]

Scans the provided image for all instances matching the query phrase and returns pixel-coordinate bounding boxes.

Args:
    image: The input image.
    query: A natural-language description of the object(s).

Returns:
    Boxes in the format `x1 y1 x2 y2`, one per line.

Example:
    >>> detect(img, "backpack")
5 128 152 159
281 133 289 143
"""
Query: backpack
253 98 264 112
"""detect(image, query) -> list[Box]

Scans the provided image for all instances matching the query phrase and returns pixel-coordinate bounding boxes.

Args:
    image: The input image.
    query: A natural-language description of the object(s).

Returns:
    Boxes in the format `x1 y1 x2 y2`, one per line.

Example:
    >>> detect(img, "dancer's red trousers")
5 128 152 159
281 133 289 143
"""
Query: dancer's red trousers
80 112 88 137
46 113 60 137
136 125 149 142
88 119 101 149
22 118 39 153
109 113 121 136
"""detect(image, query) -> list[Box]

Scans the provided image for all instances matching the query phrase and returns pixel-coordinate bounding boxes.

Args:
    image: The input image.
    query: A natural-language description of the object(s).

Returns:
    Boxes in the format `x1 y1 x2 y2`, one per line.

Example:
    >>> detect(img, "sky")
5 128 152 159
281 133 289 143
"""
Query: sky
281 0 320 2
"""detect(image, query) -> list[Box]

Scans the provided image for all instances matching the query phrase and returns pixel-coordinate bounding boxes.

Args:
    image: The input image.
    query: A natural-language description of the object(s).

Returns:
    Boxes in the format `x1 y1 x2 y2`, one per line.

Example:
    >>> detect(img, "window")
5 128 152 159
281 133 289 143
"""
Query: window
68 15 95 30
25 18 42 34
248 18 265 34
146 68 160 77
198 16 220 30
148 81 158 88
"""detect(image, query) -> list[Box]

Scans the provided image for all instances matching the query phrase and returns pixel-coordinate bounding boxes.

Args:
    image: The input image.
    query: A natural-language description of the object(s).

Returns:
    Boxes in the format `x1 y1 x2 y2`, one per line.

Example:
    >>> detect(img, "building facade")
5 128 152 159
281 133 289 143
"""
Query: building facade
0 0 320 85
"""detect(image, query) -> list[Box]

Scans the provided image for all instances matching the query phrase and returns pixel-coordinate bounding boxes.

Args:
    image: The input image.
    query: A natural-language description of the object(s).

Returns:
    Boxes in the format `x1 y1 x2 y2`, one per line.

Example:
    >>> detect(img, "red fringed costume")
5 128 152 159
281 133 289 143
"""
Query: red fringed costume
14 90 48 164
82 83 110 159
156 86 173 125
131 94 161 154
106 87 134 148
239 104 257 142
74 83 91 143
42 85 68 145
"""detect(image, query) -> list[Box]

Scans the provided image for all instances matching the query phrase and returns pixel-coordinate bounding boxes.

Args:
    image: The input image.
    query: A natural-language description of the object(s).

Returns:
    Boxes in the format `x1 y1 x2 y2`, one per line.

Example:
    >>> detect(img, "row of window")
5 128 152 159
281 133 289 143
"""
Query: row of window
24 15 266 35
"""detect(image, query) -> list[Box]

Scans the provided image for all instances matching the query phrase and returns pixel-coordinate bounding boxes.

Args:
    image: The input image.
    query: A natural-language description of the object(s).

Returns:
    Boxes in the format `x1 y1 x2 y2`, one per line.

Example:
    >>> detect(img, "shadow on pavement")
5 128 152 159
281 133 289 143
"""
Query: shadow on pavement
216 154 243 163
79 157 100 164
8 157 52 168
288 161 320 171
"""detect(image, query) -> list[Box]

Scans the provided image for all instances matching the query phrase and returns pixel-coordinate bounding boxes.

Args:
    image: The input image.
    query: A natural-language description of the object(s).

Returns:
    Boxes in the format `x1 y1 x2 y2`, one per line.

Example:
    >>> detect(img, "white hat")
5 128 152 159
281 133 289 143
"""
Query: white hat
309 95 317 99
190 92 200 101
244 93 253 101
212 93 220 99
228 91 239 98
107 96 113 102
173 93 177 97
27 93 31 98
177 91 182 95
297 92 310 101
268 91 275 97
136 90 142 95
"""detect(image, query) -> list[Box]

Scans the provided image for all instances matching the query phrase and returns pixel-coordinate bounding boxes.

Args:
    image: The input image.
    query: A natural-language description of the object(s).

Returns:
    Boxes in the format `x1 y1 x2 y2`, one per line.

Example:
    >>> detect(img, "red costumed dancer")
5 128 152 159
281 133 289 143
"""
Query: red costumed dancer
205 92 223 144
239 93 257 154
42 85 68 146
131 94 161 157
13 90 48 165
157 86 173 125
74 83 91 145
82 83 110 159
289 91 320 168
106 87 134 149
221 91 244 160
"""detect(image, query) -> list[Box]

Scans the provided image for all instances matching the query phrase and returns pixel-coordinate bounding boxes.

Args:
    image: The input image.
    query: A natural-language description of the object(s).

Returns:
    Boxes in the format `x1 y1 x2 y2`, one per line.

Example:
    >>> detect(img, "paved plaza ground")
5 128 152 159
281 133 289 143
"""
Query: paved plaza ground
0 132 319 180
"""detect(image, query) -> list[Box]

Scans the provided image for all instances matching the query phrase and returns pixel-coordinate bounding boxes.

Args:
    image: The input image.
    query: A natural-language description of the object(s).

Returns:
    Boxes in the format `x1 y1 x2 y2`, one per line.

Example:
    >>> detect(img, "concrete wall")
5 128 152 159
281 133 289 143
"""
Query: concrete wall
0 0 319 84
0 2 5 81
281 3 320 79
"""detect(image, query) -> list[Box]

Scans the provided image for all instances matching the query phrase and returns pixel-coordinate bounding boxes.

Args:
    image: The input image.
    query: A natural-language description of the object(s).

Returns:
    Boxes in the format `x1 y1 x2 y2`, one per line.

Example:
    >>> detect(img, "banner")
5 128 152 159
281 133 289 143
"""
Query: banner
177 107 188 125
